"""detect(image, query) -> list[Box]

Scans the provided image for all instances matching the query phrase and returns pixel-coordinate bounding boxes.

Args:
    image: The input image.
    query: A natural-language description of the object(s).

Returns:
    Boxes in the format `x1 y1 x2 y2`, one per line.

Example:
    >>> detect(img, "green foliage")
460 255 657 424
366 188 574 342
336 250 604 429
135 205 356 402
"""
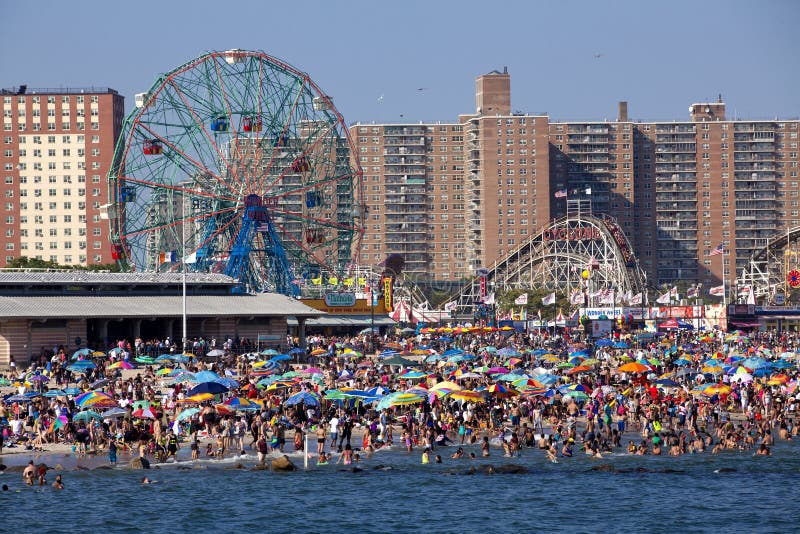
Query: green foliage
5 256 121 272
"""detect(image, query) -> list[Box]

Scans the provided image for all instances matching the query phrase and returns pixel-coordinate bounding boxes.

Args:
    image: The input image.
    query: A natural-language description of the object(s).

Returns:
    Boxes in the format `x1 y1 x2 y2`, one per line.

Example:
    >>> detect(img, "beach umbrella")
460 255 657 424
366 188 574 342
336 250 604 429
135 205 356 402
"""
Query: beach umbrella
270 354 292 362
73 410 103 423
64 387 82 395
155 368 173 376
730 372 753 384
109 360 135 370
43 389 67 397
448 390 486 403
767 374 790 386
701 365 724 375
400 371 428 380
285 391 320 407
193 370 220 383
67 360 96 373
179 393 215 403
376 392 425 411
171 354 193 364
206 349 225 357
4 394 37 403
261 349 280 356
214 377 240 389
453 372 482 380
381 356 417 367
187 381 229 397
430 381 462 392
75 390 115 408
155 354 173 363
90 378 111 389
71 348 93 360
704 383 731 395
771 360 794 369
618 362 650 374
487 383 518 398
176 407 201 422
512 378 545 389
654 379 681 388
101 407 128 419
223 397 257 410
566 365 594 376
595 339 613 347
132 407 157 419
562 391 589 401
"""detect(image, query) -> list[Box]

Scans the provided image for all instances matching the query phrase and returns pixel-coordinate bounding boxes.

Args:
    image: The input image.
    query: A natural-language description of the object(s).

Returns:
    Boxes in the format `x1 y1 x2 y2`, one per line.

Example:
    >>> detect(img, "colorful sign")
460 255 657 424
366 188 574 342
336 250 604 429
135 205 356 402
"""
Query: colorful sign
383 276 393 312
542 226 601 242
323 292 357 307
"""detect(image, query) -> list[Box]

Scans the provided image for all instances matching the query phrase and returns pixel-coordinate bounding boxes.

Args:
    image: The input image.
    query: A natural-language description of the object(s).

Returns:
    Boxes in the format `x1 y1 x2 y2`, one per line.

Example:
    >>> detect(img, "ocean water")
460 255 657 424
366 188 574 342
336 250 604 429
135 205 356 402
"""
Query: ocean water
2 440 799 533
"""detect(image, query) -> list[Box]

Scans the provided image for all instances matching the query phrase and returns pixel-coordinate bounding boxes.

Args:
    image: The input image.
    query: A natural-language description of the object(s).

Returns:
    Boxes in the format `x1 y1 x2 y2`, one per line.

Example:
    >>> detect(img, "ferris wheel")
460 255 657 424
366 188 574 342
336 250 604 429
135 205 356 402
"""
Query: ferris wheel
108 49 364 295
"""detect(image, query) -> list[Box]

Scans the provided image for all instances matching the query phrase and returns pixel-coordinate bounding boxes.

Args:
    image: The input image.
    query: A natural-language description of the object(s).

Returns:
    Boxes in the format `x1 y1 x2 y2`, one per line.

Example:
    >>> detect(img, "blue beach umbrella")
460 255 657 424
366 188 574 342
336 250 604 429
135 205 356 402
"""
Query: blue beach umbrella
187 381 229 396
285 391 320 407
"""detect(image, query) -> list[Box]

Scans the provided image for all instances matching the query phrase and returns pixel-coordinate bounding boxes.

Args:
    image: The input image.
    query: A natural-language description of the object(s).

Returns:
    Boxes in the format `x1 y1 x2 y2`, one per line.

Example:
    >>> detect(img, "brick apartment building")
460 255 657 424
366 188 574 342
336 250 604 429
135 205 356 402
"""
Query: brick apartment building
1 86 125 267
351 69 800 290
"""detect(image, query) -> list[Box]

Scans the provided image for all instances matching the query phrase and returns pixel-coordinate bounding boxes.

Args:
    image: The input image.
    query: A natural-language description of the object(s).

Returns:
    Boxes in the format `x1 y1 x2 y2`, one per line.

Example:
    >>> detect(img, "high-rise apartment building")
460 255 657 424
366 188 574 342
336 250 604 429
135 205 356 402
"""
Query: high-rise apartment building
1 87 125 267
351 122 468 281
351 70 800 291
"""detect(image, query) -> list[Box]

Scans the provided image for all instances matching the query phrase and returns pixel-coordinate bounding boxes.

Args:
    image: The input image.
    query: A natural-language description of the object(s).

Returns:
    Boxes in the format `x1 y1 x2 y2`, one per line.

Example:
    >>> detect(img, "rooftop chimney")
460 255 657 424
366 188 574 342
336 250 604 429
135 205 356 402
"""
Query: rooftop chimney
618 101 628 122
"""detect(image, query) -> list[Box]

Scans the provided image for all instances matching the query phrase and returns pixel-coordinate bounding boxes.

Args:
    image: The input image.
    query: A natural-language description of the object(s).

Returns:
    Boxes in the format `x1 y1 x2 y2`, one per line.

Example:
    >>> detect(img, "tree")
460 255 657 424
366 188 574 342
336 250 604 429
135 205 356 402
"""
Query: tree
4 256 121 272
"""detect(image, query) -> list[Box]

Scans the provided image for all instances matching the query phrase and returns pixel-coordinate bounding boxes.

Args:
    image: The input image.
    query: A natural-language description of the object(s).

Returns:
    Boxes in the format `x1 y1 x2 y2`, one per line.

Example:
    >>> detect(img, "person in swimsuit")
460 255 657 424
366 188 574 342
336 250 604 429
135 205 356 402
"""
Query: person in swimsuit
316 424 326 455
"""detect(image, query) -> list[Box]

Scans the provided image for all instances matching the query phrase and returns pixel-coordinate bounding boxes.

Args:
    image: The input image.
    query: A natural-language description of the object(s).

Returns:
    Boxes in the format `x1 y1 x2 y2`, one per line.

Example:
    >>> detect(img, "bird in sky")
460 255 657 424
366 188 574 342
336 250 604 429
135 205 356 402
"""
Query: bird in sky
377 94 384 103
417 87 427 91
593 53 604 59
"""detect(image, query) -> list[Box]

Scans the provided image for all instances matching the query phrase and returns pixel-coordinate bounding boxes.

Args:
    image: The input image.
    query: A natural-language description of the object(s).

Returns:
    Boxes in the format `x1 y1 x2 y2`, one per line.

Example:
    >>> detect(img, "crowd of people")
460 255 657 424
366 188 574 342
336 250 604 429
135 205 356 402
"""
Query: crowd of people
1 326 799 473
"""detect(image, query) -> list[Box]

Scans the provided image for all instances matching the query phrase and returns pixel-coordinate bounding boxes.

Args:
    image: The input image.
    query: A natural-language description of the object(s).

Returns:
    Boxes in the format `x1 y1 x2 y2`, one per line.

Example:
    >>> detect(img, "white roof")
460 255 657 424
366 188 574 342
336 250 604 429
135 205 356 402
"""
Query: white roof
0 294 324 319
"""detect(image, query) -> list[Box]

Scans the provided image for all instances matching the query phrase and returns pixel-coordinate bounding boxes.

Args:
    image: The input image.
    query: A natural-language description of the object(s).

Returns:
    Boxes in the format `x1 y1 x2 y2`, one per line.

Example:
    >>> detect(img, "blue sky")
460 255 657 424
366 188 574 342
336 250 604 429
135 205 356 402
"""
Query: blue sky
1 0 797 124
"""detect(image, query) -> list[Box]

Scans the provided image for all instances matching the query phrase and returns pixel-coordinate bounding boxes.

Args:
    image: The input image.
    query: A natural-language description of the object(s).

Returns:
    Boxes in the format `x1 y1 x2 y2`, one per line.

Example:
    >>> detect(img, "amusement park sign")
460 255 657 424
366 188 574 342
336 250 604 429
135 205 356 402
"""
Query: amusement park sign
324 292 357 307
543 226 601 242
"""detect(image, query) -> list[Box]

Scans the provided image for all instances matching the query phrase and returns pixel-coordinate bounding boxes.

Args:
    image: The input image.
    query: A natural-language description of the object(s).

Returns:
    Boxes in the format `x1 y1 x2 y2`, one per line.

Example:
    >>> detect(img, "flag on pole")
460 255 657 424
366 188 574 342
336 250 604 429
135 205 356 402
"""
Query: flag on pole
542 292 556 306
629 292 643 305
483 292 495 305
687 286 698 298
569 289 584 305
656 289 672 304
747 290 755 305
554 189 567 199
444 301 458 312
159 251 177 263
514 293 529 305
183 251 197 264
709 285 725 296
598 290 615 305
709 243 724 256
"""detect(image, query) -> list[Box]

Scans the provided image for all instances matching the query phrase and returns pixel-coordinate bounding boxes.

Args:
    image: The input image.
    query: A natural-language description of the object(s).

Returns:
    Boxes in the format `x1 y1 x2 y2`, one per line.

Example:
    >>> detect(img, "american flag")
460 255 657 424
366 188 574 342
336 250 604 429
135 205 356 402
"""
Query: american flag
709 243 724 256
554 189 567 199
